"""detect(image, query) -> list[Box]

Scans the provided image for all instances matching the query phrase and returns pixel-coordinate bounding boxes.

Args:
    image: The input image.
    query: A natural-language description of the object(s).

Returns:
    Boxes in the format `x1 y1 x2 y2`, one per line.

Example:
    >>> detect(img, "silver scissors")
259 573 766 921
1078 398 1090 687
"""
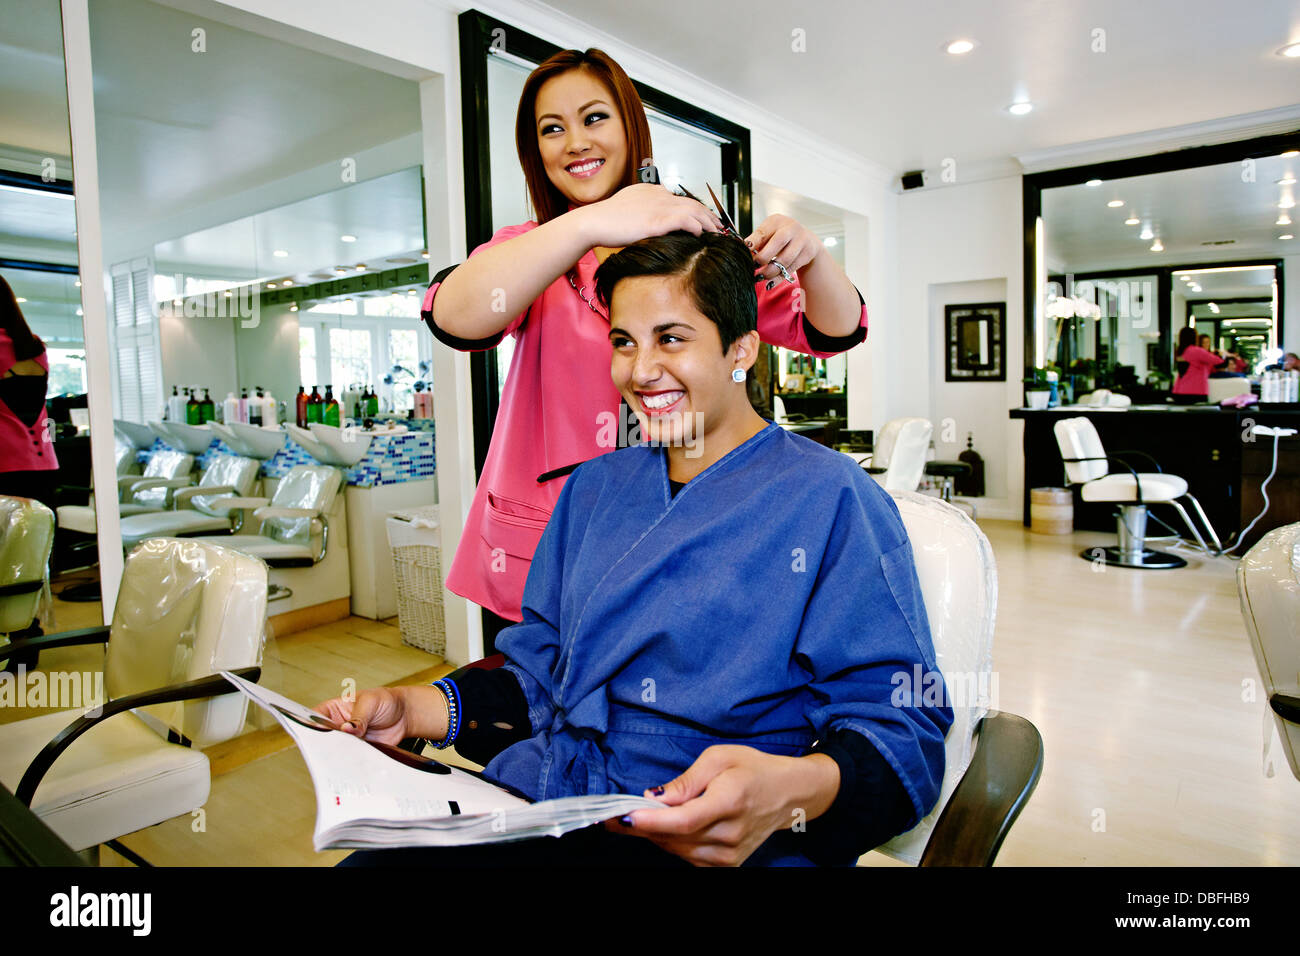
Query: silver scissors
676 183 795 284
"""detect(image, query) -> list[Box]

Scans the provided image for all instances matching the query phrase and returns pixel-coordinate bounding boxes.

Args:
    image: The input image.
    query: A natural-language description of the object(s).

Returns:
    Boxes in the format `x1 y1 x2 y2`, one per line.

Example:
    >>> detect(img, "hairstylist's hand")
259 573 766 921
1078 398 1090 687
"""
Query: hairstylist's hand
315 686 427 748
746 214 825 283
577 183 722 248
605 744 839 867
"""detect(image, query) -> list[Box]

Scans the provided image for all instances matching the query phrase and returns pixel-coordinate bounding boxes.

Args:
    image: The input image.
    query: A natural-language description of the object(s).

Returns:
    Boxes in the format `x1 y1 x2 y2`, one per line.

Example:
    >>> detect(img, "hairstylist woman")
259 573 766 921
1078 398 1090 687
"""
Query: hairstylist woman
0 275 58 504
1173 326 1232 403
423 49 869 637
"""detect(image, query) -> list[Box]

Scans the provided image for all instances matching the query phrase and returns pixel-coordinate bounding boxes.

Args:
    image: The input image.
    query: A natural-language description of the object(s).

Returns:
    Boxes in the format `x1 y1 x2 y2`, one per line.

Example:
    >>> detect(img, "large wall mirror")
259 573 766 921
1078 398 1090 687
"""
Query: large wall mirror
0 0 104 627
1025 131 1297 401
83 0 427 531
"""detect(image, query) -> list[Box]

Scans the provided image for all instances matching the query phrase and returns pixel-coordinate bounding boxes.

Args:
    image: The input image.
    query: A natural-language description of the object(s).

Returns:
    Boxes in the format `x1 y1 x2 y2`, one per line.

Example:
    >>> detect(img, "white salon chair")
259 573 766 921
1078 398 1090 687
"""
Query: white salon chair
55 447 195 535
189 465 347 613
0 496 55 672
0 538 266 859
1237 522 1300 781
860 417 932 493
1208 377 1252 403
1053 416 1221 569
119 453 260 548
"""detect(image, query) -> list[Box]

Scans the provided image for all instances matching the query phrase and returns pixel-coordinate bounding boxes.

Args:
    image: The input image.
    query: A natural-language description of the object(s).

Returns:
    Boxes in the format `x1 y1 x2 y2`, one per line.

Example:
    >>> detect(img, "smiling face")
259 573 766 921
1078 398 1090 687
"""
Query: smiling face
608 275 759 461
534 69 629 208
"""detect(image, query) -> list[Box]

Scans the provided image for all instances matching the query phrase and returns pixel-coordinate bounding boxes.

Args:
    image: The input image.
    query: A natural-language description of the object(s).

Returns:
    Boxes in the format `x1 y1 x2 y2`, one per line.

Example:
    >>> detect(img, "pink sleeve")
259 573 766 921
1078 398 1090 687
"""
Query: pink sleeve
421 221 539 350
755 276 869 359
1183 346 1225 368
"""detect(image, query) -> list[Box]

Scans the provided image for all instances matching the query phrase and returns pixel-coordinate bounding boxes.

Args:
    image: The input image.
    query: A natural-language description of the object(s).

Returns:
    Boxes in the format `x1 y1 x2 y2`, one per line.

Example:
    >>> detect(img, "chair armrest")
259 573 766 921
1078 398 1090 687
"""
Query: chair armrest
918 710 1044 867
253 507 319 522
1107 449 1162 473
863 465 888 475
1270 693 1300 723
173 485 235 509
207 496 270 515
14 666 261 807
0 626 111 663
0 580 43 599
128 477 193 492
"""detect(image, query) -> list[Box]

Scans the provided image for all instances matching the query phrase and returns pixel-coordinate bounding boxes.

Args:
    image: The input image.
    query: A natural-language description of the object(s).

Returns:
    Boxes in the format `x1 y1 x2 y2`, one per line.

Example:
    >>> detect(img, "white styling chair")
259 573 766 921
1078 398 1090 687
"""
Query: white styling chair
1237 522 1300 781
189 465 348 614
56 447 195 535
119 453 260 548
873 491 1043 866
1207 377 1252 404
1053 416 1221 569
0 496 55 671
0 538 266 858
862 418 932 493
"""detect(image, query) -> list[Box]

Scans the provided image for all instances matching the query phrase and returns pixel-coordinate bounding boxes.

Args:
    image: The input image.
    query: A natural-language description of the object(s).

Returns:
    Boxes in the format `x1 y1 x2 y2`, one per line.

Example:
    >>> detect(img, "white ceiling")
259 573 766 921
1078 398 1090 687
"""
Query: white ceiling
1044 156 1298 272
542 0 1300 175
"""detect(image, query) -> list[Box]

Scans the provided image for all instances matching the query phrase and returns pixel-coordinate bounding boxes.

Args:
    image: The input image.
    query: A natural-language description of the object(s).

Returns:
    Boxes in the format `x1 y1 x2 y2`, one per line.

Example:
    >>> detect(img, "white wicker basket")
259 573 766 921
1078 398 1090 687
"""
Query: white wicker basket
386 506 445 655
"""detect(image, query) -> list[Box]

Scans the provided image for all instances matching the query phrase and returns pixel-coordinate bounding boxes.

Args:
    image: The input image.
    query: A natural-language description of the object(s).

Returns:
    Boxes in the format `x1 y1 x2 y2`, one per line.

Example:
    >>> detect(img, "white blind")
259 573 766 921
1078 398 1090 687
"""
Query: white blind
109 257 163 423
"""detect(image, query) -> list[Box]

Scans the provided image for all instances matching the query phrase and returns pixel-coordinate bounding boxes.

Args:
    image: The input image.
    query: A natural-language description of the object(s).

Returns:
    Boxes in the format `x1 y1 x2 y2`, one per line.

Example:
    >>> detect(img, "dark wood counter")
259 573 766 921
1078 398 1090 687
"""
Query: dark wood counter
1009 405 1300 545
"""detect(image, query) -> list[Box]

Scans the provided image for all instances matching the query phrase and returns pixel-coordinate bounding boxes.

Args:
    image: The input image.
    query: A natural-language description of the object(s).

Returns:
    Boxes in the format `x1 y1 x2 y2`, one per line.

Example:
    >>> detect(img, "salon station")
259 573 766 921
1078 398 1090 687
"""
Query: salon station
0 0 1297 871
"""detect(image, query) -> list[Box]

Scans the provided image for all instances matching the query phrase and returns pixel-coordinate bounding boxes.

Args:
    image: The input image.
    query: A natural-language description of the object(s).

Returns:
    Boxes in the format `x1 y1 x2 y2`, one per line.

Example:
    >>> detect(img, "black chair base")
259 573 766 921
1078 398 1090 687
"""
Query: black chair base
1078 546 1187 570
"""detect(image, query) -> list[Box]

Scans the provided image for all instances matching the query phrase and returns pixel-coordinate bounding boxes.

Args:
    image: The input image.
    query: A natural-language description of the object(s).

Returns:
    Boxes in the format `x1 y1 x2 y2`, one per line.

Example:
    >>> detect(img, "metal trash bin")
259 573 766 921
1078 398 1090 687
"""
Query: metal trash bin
385 505 445 655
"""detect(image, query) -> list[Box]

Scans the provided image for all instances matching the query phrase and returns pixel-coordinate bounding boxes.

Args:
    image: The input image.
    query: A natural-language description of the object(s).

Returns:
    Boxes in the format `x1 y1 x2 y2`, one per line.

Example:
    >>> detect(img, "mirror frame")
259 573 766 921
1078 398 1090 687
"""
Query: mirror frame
1022 129 1300 378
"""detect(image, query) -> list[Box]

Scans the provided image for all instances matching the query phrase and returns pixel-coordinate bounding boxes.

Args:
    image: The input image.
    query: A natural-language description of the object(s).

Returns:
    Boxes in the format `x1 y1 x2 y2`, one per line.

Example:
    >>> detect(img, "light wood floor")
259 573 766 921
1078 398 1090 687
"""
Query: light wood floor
10 521 1298 866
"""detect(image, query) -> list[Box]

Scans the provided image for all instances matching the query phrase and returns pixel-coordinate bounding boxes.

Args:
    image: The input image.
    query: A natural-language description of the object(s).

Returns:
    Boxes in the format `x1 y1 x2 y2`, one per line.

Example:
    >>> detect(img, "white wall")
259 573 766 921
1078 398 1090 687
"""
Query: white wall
898 175 1025 520
159 306 238 404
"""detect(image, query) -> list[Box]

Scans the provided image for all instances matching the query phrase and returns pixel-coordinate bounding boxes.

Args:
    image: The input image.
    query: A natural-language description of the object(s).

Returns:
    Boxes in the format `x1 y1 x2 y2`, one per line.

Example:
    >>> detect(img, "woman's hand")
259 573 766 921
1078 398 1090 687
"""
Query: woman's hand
314 685 447 748
604 745 840 866
576 183 723 248
746 214 825 283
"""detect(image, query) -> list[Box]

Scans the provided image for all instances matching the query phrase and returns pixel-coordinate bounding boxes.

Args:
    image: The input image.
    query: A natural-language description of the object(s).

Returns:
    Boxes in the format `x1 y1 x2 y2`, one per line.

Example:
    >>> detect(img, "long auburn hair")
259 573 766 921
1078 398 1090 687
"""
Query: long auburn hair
514 49 653 225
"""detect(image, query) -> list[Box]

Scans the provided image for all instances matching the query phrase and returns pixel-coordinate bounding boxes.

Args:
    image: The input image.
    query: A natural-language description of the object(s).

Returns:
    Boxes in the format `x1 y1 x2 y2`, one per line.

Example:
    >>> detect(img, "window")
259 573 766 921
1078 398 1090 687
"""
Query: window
45 347 88 397
299 327 317 390
329 327 372 393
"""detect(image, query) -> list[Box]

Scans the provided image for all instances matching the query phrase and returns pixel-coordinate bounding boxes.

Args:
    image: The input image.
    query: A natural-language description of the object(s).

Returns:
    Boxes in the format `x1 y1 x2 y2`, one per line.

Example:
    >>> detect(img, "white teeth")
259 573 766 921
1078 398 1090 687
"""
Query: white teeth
642 391 682 409
568 159 603 173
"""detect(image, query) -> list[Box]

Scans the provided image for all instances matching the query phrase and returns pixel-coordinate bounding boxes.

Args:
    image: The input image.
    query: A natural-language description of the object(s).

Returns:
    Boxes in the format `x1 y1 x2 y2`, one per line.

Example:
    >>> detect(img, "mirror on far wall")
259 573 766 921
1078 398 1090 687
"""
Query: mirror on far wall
1034 141 1293 403
0 0 103 619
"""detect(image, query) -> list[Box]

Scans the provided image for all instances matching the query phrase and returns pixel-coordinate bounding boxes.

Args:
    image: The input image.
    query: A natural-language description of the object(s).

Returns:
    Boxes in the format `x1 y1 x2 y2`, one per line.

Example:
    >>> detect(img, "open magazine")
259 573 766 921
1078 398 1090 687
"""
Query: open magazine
221 671 665 851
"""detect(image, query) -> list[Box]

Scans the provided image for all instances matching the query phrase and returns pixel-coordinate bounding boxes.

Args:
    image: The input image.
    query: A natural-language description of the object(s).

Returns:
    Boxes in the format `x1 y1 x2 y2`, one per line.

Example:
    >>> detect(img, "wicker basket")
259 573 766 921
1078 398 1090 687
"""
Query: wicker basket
386 506 446 655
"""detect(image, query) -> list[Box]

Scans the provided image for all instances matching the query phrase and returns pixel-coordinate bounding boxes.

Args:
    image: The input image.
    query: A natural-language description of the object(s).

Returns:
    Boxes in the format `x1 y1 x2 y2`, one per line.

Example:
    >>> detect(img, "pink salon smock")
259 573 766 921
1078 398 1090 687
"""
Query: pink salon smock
0 333 57 476
422 221 870 621
1173 345 1226 397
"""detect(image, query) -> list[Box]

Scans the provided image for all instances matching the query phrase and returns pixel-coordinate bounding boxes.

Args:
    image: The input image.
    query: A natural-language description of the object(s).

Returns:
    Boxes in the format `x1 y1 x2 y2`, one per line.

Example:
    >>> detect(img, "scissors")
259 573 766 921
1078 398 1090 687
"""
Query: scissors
675 182 796 284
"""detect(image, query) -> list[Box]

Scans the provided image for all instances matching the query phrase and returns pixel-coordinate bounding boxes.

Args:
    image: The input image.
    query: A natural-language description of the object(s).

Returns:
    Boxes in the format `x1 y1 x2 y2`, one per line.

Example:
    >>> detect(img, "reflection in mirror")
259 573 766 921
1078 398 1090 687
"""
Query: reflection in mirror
1040 152 1290 404
0 0 105 661
85 0 426 535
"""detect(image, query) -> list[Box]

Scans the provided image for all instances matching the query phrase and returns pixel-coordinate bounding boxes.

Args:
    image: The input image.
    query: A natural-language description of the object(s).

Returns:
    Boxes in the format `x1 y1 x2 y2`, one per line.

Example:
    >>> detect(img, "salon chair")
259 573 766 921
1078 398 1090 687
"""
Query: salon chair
425 492 1042 866
1207 377 1253 404
0 496 55 673
188 465 347 614
857 417 931 493
55 446 195 535
118 452 260 548
0 538 265 860
1237 521 1300 781
1053 416 1221 569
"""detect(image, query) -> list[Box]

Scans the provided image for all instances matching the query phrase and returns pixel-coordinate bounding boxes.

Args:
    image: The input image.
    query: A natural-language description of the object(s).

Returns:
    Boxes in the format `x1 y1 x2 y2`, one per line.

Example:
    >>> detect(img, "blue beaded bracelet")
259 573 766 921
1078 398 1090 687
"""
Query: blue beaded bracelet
430 678 461 749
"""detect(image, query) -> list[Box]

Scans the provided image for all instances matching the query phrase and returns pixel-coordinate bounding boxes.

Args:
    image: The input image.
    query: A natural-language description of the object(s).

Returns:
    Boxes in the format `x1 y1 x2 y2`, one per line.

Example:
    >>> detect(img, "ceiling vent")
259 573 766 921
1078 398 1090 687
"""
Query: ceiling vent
1200 239 1237 246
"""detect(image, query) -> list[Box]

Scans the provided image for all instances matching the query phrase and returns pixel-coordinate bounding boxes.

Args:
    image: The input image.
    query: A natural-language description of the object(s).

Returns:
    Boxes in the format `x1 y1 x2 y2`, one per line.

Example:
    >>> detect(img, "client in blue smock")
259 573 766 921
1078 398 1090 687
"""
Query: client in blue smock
320 230 952 866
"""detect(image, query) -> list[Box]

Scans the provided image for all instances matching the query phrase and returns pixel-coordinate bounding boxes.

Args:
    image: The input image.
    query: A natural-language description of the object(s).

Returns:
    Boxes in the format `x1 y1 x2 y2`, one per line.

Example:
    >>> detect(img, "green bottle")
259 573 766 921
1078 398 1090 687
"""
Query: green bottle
323 385 340 427
185 388 201 425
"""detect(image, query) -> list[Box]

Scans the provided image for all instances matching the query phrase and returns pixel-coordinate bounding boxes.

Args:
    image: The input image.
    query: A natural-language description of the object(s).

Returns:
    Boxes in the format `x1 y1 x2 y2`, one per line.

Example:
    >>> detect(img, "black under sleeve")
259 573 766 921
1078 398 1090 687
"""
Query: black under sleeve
799 286 867 354
798 727 920 865
421 263 507 352
448 666 532 767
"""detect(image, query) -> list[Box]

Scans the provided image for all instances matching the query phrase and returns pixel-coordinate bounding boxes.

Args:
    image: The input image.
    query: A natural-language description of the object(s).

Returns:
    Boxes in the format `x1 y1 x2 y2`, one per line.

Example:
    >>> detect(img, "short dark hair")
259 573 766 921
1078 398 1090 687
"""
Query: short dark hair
593 231 757 353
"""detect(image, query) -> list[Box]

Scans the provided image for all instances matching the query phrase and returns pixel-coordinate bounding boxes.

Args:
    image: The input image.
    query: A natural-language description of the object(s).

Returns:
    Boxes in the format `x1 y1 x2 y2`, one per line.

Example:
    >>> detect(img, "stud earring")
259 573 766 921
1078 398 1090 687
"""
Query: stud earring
731 368 746 383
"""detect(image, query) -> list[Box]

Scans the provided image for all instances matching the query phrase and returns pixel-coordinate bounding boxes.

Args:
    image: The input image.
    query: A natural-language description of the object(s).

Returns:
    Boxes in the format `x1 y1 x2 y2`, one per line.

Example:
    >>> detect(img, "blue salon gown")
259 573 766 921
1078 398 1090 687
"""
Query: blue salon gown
482 422 952 865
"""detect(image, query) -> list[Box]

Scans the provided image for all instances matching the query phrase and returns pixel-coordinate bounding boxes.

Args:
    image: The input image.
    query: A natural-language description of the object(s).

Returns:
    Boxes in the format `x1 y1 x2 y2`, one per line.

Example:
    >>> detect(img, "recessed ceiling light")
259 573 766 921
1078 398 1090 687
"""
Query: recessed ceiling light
1125 216 1140 225
421 251 430 259
1150 239 1164 252
945 39 976 55
823 236 838 247
1281 234 1295 240
1086 179 1102 187
1107 199 1124 207
73 279 81 287
1180 275 1191 281
340 235 357 243
1278 214 1293 225
1208 302 1219 313
1278 177 1297 185
1007 101 1033 115
355 264 367 271
224 290 233 297
1189 284 1202 292
267 282 276 289
1140 227 1154 240
335 267 348 274
281 279 292 287
1277 42 1300 58
407 289 419 295
289 304 299 312
15 297 26 303
1280 199 1296 208
273 249 289 258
